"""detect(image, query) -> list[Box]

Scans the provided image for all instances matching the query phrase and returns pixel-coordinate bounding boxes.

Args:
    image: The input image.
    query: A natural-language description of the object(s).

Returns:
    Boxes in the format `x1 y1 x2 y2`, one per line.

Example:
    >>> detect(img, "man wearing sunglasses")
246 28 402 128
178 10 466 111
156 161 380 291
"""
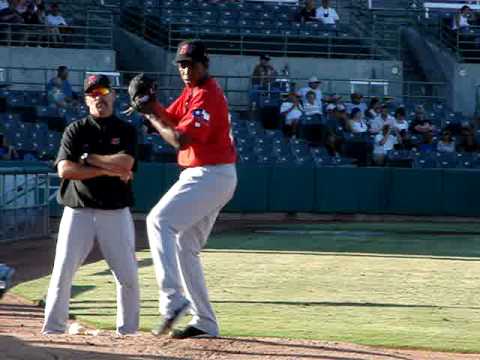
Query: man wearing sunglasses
127 39 237 339
42 74 140 336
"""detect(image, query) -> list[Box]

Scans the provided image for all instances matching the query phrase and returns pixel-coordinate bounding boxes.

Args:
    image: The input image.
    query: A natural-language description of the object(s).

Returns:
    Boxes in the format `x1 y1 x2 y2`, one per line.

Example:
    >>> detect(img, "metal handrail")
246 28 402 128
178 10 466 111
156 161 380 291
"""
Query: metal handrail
120 3 402 60
0 67 448 110
0 21 113 49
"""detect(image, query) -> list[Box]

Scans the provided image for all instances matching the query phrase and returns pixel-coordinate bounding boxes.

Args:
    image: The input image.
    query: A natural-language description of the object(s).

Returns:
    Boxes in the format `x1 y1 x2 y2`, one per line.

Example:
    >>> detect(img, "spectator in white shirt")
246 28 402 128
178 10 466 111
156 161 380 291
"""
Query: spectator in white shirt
389 107 409 133
373 124 397 165
437 130 456 153
303 90 322 117
298 76 323 115
46 2 67 44
316 0 339 28
345 93 367 116
348 108 368 134
280 92 304 138
452 5 472 32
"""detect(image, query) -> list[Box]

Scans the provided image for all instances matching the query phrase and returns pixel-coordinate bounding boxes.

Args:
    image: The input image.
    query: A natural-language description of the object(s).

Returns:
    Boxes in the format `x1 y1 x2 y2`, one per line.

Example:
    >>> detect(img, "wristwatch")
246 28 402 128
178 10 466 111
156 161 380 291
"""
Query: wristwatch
80 152 89 165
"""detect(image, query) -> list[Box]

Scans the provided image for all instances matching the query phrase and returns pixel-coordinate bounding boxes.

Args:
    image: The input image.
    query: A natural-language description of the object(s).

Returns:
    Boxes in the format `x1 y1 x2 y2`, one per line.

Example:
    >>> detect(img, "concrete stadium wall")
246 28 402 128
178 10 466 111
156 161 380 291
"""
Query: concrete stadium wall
0 47 116 91
115 28 403 107
0 47 115 70
407 28 480 116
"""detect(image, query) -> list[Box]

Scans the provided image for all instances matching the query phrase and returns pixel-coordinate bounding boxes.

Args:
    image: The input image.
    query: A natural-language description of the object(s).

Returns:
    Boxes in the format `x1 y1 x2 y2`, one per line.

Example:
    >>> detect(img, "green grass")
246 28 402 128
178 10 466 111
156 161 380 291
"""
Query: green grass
13 222 480 353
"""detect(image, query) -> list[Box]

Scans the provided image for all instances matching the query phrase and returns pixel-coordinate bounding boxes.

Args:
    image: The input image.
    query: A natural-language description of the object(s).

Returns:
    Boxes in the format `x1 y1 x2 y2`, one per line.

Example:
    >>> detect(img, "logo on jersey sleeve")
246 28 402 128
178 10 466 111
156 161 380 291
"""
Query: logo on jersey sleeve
192 109 210 128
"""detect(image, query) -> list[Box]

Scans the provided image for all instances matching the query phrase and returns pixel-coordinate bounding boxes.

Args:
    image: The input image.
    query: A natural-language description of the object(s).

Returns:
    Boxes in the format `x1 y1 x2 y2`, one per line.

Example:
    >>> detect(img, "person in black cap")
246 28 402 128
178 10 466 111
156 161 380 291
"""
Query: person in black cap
42 74 140 336
126 39 237 339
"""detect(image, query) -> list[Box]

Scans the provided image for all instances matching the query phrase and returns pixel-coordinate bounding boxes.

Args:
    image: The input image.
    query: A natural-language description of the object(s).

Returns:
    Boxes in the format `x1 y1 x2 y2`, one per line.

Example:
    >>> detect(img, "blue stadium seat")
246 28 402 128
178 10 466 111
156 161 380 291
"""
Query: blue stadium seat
413 153 437 168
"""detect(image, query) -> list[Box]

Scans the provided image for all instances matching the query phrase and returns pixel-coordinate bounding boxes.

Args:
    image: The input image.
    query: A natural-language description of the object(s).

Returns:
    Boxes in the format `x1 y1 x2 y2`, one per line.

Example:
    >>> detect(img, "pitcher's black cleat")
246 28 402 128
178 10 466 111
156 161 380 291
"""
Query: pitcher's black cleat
170 325 212 339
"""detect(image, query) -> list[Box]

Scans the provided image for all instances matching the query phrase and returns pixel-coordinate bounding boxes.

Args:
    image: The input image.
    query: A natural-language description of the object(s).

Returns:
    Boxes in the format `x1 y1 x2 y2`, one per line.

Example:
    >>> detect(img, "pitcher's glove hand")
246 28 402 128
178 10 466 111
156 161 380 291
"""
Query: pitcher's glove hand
124 73 157 116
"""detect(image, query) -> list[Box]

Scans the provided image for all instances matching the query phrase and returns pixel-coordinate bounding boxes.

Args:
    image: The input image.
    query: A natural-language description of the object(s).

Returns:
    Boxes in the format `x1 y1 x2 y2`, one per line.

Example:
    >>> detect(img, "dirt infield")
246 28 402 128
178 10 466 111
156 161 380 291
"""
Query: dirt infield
1 216 480 360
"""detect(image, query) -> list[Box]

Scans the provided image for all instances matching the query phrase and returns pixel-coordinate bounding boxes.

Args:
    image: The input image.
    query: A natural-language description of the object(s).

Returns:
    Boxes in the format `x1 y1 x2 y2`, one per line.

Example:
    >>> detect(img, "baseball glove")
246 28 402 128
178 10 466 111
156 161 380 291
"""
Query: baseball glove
124 73 157 116
0 264 15 299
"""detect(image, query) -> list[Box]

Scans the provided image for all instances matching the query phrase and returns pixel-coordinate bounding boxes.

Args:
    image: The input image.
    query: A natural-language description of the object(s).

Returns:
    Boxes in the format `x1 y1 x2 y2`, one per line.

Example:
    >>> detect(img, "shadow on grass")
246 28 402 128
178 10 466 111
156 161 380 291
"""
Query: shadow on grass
92 258 153 276
71 285 96 299
206 230 480 259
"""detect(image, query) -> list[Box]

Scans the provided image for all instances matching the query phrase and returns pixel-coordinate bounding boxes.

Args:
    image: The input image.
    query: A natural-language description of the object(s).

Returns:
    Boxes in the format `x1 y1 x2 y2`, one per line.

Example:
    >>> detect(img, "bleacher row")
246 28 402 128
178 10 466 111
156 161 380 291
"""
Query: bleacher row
1 88 480 169
123 0 380 59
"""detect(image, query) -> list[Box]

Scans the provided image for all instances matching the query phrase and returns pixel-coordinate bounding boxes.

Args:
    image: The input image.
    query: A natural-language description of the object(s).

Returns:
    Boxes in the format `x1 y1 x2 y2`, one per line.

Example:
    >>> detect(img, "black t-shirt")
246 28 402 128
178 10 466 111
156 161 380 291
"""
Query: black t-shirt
55 115 137 209
298 7 316 22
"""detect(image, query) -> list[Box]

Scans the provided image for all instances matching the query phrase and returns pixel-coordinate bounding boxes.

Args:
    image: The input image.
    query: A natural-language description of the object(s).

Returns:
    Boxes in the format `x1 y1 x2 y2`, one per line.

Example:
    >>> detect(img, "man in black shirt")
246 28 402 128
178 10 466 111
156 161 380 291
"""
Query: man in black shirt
42 75 140 336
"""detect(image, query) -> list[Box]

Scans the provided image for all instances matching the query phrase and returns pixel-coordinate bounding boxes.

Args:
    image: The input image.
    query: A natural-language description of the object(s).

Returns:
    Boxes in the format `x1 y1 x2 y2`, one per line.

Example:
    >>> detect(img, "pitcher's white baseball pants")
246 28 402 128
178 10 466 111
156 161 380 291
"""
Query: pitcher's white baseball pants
146 164 237 336
42 207 139 335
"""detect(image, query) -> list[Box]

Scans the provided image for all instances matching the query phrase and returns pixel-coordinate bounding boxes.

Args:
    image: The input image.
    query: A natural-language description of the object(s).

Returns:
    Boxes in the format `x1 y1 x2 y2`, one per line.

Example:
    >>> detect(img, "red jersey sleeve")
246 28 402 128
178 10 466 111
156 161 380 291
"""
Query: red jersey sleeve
175 88 212 144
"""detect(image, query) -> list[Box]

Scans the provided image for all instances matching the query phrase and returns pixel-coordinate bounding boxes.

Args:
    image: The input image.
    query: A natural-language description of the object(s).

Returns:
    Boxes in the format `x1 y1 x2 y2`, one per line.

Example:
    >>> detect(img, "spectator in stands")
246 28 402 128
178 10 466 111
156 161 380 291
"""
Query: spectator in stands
297 0 317 23
303 90 322 117
365 97 381 120
419 131 435 153
348 107 367 134
394 129 413 151
373 124 397 165
316 0 339 29
345 93 367 115
368 103 392 135
251 54 277 88
280 92 303 138
0 134 18 160
410 105 435 134
325 103 336 123
46 2 67 45
0 0 22 23
298 76 323 114
457 126 479 153
334 104 348 130
48 77 68 108
389 107 409 133
437 129 455 153
452 5 473 32
47 66 77 106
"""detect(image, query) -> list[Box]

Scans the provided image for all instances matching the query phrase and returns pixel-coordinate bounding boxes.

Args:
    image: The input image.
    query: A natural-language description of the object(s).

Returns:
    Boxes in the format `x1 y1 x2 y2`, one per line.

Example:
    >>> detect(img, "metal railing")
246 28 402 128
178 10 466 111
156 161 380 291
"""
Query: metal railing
0 67 447 111
0 164 50 243
120 2 401 60
0 21 113 49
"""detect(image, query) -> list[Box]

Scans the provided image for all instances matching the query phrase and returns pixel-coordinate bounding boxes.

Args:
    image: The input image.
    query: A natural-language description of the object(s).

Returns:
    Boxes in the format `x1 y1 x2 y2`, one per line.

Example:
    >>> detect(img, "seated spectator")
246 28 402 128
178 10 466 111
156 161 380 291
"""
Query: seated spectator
303 90 322 117
394 129 413 151
373 124 397 165
0 135 17 160
46 2 67 45
47 77 68 108
348 108 367 134
298 76 323 115
457 126 479 153
389 107 409 132
410 105 435 134
418 131 435 153
325 103 337 123
316 0 339 29
437 130 455 153
333 104 348 131
365 97 381 120
368 103 392 135
345 92 367 115
280 92 303 138
452 5 473 32
296 0 317 23
47 66 77 106
0 0 24 24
